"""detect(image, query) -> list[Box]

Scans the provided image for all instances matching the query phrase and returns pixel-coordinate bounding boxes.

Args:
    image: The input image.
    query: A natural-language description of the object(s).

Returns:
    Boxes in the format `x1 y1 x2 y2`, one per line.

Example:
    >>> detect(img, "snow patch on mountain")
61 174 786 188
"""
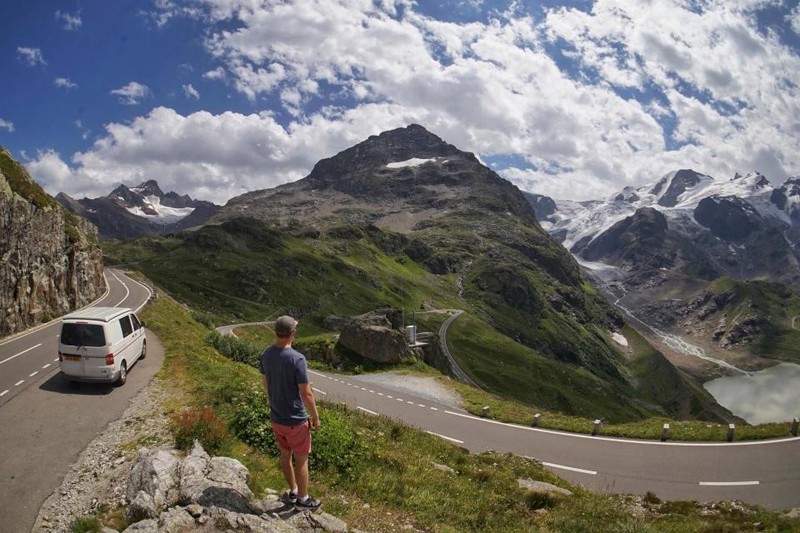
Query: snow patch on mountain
386 157 438 168
125 195 195 224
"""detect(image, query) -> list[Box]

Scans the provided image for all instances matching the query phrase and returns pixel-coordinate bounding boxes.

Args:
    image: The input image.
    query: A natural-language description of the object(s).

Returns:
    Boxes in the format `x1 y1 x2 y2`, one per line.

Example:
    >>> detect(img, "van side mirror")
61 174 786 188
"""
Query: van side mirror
140 320 147 329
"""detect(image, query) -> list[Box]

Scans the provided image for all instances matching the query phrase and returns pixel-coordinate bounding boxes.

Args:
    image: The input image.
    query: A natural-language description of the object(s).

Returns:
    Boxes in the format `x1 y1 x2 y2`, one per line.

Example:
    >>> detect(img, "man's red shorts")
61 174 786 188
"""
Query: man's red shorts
271 420 312 455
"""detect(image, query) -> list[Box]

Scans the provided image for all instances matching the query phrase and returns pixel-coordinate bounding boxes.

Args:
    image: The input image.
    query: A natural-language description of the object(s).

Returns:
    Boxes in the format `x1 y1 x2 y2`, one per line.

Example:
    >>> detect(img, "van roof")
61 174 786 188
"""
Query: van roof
62 306 133 323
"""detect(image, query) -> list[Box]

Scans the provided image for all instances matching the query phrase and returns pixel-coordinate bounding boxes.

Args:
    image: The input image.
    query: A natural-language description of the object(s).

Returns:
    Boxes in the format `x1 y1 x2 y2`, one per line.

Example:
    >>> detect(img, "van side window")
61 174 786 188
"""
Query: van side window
130 314 141 330
119 315 134 338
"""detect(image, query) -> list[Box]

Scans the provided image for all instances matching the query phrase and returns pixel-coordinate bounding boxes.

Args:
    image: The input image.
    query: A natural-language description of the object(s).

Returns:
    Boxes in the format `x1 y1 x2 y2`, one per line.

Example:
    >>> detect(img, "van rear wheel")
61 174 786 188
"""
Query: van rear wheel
116 362 128 386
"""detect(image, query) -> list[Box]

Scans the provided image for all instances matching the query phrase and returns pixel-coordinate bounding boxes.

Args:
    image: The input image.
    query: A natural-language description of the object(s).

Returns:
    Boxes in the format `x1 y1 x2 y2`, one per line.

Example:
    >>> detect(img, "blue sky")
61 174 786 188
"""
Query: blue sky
2 0 800 205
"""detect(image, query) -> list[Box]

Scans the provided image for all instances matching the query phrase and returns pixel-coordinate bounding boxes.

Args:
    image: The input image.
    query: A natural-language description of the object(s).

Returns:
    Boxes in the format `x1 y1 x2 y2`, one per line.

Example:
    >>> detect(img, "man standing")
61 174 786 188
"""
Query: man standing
259 315 321 509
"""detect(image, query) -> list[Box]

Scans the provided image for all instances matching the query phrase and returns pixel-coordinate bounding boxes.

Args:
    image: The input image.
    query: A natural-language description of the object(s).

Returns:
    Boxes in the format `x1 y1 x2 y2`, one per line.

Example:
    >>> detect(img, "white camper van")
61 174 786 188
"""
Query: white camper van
58 307 146 385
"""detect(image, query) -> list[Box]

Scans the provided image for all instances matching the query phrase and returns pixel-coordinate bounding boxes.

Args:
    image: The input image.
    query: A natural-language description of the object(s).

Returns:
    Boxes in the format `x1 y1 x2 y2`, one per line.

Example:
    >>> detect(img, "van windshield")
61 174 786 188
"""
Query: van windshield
60 323 106 347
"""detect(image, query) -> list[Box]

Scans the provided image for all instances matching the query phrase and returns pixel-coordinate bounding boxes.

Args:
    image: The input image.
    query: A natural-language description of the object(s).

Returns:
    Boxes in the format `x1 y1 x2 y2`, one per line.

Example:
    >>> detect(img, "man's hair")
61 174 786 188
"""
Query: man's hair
275 315 298 337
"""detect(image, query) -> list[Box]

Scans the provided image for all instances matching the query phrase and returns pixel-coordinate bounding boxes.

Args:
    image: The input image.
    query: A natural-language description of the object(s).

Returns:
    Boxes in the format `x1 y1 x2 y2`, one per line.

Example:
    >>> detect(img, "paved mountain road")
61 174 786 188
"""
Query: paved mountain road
0 269 161 532
309 370 800 510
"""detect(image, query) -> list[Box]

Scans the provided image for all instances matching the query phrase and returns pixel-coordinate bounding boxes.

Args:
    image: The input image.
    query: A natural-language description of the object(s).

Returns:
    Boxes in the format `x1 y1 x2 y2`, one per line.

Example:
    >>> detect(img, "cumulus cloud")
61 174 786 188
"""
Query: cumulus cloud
41 0 800 203
0 118 14 132
110 82 151 105
16 47 46 66
55 77 78 89
55 10 82 30
183 83 200 99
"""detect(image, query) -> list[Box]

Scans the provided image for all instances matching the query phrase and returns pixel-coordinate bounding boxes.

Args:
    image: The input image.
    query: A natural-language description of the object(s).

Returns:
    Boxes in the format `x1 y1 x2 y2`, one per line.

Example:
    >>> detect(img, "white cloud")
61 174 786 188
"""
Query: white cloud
55 10 82 30
203 67 226 80
55 77 78 90
53 0 800 203
183 83 200 99
16 47 46 66
0 118 14 132
790 5 800 35
110 82 152 105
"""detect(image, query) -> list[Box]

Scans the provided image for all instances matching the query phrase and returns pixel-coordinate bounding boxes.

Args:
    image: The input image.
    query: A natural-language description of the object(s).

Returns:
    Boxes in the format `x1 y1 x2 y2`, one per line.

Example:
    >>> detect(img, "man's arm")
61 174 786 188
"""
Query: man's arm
298 382 320 430
262 373 269 395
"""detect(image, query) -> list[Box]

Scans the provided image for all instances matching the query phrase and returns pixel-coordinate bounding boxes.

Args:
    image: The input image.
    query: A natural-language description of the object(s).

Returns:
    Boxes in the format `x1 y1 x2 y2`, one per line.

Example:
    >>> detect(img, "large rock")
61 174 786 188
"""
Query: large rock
336 311 409 364
178 441 254 514
122 442 351 533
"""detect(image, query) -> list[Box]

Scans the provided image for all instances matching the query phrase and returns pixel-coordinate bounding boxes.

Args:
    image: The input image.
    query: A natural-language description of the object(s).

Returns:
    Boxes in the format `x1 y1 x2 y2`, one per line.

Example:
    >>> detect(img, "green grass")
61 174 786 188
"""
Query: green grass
124 287 800 533
706 278 800 364
102 219 797 428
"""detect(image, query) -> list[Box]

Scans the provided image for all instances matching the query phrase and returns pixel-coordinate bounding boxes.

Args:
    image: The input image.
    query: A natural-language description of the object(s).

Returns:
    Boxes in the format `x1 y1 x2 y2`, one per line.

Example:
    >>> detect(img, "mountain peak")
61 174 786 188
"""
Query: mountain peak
133 179 164 197
307 124 466 186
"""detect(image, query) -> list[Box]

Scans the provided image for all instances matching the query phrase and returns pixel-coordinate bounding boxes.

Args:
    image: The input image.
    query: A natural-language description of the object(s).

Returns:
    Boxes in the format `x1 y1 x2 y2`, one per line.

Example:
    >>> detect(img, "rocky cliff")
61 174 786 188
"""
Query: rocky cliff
0 148 105 336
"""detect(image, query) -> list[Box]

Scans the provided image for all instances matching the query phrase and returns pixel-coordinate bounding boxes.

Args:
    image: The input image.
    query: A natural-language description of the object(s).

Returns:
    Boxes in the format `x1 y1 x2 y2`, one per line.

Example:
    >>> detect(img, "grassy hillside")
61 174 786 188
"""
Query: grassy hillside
104 217 732 423
86 287 798 533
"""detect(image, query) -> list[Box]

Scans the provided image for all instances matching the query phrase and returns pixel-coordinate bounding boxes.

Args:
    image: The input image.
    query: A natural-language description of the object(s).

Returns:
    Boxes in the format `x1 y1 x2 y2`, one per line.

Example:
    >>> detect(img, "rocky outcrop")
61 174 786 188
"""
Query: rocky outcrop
121 442 353 533
336 310 410 364
0 148 105 336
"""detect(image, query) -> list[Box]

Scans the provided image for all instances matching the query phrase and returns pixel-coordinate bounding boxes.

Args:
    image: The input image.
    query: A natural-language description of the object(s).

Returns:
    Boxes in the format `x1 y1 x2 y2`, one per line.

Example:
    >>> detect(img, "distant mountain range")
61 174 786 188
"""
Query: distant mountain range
526 169 800 368
56 180 220 240
527 169 800 287
105 124 739 423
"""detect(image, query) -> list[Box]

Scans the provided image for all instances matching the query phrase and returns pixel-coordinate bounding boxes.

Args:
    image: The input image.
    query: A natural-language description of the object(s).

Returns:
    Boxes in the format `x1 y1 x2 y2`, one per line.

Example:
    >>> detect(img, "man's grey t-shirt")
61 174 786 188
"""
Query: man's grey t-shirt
259 345 309 426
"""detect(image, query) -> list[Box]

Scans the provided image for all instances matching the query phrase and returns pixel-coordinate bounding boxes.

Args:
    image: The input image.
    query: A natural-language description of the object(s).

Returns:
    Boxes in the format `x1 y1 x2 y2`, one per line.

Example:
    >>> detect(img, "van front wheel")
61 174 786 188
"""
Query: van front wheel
140 340 147 360
116 362 128 386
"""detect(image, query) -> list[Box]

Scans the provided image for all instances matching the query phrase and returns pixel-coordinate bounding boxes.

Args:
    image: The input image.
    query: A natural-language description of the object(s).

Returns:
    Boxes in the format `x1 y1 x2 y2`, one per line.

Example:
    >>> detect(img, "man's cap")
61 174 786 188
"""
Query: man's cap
275 315 298 336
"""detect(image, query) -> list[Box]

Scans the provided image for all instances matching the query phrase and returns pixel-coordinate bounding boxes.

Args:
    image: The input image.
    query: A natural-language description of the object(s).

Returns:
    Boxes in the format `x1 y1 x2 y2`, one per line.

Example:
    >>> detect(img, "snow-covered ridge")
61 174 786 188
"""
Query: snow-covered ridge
545 170 797 251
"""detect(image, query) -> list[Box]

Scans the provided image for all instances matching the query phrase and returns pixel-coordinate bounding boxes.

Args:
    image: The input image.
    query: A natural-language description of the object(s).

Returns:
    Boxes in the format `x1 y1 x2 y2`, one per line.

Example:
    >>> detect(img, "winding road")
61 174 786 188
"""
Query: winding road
3 281 798 533
0 269 162 532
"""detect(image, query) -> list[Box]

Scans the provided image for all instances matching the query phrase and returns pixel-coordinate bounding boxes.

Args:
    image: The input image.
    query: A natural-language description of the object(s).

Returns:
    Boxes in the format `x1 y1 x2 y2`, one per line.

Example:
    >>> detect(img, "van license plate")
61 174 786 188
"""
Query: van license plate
64 355 80 362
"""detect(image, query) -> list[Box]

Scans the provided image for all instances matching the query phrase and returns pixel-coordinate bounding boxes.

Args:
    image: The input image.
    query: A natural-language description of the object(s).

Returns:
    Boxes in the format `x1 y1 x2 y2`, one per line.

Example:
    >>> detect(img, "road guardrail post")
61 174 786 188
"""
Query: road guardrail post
791 417 799 437
661 423 670 442
532 413 541 427
727 423 735 442
481 406 490 418
592 419 602 436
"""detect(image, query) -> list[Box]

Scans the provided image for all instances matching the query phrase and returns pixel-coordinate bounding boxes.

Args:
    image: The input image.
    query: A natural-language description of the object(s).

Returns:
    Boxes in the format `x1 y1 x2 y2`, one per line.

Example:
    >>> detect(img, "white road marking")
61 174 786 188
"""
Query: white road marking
43 363 51 369
15 380 24 387
357 406 378 416
418 404 426 407
406 401 414 405
312 388 327 395
430 407 438 411
29 371 38 377
542 462 597 475
699 481 760 487
0 343 43 366
0 390 8 397
386 395 393 399
426 431 464 444
378 393 385 396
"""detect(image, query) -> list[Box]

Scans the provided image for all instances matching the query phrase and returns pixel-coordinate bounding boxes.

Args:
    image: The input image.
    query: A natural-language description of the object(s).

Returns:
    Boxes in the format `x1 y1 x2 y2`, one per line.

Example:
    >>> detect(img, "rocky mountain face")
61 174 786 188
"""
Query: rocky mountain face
0 148 105 337
57 180 219 240
216 124 627 378
532 168 800 364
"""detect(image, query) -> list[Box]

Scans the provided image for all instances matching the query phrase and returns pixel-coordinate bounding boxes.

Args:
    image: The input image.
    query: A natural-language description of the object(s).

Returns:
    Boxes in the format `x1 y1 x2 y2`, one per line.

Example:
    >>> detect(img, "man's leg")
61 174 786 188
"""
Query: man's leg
294 453 310 498
279 447 297 491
